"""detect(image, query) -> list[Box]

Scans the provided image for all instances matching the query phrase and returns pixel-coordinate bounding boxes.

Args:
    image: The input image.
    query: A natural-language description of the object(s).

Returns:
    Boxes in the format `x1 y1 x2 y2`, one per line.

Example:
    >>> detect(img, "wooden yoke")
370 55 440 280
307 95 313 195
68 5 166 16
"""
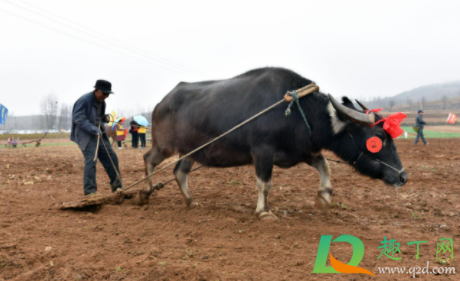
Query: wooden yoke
283 83 319 102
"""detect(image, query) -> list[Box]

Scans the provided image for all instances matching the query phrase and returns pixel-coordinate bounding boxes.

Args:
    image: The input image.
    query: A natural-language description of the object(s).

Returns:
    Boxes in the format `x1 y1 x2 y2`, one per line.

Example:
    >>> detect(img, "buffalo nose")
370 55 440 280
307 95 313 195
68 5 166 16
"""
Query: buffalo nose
400 171 408 185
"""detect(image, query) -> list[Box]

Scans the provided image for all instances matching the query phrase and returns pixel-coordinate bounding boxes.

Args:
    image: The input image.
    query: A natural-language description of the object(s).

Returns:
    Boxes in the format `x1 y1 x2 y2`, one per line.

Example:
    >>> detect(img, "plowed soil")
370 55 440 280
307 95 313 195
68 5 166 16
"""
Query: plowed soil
0 139 459 280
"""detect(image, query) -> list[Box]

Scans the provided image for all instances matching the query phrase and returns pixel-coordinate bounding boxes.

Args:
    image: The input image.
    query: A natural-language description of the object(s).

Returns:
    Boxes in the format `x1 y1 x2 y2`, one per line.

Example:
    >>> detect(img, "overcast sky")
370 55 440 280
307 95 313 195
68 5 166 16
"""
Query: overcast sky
1 0 459 116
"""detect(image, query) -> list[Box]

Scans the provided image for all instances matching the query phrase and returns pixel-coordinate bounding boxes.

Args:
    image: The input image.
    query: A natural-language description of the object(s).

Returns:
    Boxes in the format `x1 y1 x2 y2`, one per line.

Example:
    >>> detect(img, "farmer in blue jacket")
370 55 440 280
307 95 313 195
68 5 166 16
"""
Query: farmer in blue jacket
414 109 428 146
70 80 122 195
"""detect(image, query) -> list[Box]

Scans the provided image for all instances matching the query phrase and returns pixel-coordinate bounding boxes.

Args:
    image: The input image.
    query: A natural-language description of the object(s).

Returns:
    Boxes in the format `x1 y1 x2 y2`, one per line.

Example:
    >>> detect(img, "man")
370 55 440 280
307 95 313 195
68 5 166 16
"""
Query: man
414 109 428 146
71 80 122 195
129 118 139 148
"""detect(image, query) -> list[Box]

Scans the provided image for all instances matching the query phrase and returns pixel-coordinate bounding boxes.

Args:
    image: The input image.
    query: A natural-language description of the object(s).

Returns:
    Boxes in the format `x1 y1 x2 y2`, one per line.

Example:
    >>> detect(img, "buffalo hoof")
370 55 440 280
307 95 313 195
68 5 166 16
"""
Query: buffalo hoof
187 200 200 209
315 191 332 212
257 211 279 221
137 190 152 205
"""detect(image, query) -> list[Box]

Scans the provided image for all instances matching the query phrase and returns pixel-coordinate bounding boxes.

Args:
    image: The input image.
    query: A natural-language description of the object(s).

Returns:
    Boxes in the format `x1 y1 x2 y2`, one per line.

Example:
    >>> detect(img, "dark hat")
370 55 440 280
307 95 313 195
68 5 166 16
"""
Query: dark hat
94 80 113 94
418 109 424 113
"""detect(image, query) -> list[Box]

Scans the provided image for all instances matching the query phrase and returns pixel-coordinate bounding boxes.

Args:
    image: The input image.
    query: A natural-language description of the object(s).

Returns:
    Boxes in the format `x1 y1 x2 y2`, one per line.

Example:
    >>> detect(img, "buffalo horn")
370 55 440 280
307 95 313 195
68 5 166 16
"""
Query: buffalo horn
355 99 369 111
328 94 375 126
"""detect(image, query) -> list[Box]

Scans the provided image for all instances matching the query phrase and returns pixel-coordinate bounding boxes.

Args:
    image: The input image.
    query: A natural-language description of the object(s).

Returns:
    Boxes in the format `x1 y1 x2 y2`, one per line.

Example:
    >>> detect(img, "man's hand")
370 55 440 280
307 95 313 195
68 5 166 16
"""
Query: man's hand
94 128 102 136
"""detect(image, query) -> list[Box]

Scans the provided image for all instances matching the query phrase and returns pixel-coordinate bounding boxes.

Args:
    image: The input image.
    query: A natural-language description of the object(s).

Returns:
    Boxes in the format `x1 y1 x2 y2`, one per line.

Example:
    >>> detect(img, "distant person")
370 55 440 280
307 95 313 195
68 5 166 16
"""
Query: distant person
138 125 146 149
414 109 428 146
114 120 126 149
129 118 139 148
70 80 122 196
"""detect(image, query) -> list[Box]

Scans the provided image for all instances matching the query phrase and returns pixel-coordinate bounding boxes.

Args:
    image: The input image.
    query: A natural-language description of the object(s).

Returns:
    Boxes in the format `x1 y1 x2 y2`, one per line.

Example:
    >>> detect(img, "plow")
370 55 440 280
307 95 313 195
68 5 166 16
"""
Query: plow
21 132 48 147
3 132 47 148
60 166 203 209
60 83 320 210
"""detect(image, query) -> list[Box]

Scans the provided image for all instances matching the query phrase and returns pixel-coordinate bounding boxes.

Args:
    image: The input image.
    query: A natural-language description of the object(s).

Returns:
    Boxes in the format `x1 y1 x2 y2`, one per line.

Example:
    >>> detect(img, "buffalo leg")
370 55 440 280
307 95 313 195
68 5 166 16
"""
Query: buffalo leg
310 153 333 211
173 157 198 208
253 148 277 220
143 146 167 193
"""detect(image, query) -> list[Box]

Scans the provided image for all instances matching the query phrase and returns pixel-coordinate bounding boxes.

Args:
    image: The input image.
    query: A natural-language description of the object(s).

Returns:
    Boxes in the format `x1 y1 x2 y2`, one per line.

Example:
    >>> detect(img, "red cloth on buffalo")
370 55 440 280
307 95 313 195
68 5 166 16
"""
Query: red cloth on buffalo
372 112 407 138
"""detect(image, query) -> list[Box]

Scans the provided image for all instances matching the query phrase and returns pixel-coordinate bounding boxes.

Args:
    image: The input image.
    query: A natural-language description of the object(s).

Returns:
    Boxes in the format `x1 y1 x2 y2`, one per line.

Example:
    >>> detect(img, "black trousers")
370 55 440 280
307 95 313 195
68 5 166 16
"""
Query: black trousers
131 132 139 148
80 135 122 195
139 133 146 148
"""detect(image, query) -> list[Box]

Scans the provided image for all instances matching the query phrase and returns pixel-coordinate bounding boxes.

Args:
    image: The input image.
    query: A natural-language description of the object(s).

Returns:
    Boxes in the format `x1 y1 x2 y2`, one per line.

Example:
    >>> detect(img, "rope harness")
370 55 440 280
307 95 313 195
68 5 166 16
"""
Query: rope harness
111 83 319 194
90 82 401 198
120 98 289 193
376 159 405 175
284 90 311 133
347 132 405 177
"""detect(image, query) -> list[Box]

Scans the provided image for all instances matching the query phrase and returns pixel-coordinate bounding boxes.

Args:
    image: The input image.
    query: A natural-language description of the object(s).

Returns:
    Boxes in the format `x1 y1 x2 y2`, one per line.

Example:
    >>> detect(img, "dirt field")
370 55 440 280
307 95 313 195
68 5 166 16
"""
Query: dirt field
0 139 459 280
424 126 460 133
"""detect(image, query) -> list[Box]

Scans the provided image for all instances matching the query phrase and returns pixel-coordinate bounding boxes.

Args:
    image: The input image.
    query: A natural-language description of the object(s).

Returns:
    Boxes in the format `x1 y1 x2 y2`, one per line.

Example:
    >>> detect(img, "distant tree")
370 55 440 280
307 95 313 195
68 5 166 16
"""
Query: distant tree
389 99 395 111
376 97 382 108
407 98 412 111
57 104 72 130
144 107 154 123
40 94 59 130
115 108 135 121
421 96 426 109
442 95 448 110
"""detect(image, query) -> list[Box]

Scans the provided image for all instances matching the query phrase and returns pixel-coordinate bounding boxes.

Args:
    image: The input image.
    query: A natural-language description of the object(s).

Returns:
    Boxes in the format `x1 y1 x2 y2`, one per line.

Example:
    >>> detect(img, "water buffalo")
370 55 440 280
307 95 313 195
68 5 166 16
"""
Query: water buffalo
143 67 407 219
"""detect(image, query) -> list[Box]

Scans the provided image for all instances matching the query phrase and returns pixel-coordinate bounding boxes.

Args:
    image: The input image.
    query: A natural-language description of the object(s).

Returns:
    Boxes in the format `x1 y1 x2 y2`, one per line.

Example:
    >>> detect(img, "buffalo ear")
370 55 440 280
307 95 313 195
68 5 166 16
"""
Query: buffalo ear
342 97 358 111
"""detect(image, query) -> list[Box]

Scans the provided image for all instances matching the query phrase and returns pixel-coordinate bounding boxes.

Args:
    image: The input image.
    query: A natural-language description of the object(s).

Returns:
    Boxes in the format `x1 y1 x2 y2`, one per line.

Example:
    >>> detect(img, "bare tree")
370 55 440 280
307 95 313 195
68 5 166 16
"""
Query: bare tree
57 104 72 130
40 93 59 130
376 97 382 108
421 96 426 109
442 95 448 110
114 108 135 124
407 98 412 111
388 99 395 111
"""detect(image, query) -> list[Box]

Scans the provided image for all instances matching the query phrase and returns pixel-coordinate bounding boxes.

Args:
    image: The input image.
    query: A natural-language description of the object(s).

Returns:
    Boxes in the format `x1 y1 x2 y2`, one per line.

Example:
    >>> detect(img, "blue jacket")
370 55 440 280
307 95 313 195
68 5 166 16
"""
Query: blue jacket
415 114 426 130
70 91 108 150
